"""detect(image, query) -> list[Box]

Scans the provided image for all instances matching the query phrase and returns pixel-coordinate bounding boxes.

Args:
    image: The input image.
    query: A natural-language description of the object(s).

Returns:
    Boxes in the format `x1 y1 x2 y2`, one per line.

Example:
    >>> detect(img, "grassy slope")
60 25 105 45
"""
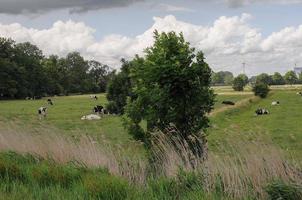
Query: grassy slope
1 88 302 160
208 90 302 161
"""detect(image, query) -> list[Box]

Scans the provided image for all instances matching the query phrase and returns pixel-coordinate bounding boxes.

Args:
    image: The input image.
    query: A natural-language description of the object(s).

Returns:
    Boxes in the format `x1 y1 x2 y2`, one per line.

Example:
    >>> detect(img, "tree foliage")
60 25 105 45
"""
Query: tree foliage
284 71 298 85
106 59 133 114
253 82 270 98
232 75 247 91
256 73 272 85
0 37 113 99
124 31 215 147
271 72 285 85
212 71 234 86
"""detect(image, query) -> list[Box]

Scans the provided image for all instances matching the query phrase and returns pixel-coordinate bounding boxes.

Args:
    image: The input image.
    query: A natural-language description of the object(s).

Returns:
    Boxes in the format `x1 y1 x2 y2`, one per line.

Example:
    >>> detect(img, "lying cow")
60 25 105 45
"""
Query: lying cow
255 108 269 116
271 101 280 106
47 99 53 105
90 95 98 100
81 114 101 120
296 92 302 96
38 107 47 119
222 100 235 106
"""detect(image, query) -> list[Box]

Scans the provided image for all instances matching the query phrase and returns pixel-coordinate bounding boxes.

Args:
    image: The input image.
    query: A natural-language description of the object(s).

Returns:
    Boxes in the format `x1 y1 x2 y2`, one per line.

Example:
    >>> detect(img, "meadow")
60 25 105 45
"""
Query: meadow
1 85 302 199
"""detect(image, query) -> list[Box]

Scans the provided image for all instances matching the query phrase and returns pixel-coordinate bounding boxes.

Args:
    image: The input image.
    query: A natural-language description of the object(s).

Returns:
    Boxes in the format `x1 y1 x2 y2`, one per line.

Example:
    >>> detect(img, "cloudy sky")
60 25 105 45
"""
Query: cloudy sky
1 0 302 75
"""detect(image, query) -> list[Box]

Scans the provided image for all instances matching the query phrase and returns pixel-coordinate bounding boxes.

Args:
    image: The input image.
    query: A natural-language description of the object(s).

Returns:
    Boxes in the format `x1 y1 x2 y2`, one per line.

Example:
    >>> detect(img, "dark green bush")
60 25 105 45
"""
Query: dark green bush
253 82 270 98
83 173 130 200
266 180 302 200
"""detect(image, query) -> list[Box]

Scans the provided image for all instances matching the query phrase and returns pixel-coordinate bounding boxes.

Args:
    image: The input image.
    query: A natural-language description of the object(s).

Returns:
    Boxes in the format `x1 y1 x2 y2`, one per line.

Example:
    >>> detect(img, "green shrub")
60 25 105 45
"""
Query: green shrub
266 180 302 200
83 173 130 200
253 82 270 98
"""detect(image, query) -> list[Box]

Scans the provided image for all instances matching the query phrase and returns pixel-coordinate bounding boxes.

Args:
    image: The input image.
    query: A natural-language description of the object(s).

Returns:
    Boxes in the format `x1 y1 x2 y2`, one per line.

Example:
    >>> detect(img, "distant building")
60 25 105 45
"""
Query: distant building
294 67 302 75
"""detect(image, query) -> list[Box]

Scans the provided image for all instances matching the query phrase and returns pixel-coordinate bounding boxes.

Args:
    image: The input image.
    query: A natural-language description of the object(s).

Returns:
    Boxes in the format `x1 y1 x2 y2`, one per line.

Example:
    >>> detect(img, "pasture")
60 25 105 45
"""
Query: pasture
0 86 302 161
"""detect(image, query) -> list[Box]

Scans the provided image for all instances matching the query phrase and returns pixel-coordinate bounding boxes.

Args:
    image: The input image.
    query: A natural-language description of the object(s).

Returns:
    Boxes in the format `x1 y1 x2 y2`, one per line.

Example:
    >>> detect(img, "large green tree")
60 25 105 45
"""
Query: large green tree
125 31 215 151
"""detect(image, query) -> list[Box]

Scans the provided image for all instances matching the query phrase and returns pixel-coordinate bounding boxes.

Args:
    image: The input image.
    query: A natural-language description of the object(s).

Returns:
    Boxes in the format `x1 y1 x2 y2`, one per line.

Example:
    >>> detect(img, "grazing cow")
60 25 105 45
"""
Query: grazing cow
255 108 269 116
47 99 53 105
296 92 302 96
222 100 235 106
93 105 104 114
271 101 280 106
94 95 98 100
81 114 101 120
38 107 47 119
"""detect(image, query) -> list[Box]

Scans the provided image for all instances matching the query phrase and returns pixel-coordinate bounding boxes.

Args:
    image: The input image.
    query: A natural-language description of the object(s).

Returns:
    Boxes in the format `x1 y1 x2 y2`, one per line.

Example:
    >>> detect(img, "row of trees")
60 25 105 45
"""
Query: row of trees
0 37 113 99
212 71 302 87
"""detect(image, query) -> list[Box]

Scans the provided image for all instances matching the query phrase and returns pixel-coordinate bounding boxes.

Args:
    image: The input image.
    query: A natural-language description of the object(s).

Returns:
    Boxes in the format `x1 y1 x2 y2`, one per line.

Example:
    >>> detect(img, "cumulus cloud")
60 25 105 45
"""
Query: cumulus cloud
1 14 302 75
0 0 143 14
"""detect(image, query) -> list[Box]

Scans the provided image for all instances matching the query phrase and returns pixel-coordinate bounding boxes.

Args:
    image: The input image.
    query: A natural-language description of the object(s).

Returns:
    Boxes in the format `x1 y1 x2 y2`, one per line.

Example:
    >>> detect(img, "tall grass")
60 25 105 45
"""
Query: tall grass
0 122 301 199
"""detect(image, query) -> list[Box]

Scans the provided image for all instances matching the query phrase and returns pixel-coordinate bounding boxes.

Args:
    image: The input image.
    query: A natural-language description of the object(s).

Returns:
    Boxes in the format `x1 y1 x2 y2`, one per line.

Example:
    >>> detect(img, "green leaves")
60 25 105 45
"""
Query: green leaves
125 31 215 144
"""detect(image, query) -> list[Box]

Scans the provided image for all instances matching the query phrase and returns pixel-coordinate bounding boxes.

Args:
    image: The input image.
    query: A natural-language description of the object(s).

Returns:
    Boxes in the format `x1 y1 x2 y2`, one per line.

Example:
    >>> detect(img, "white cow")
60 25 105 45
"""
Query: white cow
81 114 101 120
271 101 280 106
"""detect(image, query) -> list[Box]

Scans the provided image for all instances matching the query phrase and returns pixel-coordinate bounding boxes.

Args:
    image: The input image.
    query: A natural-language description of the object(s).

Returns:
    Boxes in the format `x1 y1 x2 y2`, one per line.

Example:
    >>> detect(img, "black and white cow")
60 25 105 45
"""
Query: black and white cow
38 107 47 119
47 99 53 105
255 108 269 116
222 100 235 105
271 101 280 106
296 92 302 96
93 105 104 114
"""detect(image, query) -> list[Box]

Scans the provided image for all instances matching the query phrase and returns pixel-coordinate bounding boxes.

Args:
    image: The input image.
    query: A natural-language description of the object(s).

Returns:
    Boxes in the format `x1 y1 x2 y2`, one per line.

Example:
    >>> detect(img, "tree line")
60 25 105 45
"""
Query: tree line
212 70 302 87
0 37 114 99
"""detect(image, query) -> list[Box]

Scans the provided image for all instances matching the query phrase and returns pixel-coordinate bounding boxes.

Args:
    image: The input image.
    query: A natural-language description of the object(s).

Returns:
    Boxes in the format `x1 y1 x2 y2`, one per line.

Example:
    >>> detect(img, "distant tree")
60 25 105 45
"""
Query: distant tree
125 31 215 156
232 75 247 91
256 73 272 85
106 59 133 114
237 74 249 85
88 60 111 93
253 82 270 98
271 72 285 85
284 71 298 85
212 71 234 86
298 73 302 84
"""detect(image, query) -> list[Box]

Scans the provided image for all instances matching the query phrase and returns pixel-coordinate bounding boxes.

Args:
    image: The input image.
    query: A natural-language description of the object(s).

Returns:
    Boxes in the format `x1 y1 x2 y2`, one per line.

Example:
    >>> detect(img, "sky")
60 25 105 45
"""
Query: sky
1 0 302 76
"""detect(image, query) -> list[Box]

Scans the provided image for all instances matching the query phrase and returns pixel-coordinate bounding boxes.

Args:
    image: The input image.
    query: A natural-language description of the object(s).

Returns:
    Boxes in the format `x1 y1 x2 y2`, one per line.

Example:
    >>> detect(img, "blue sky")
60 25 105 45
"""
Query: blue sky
1 0 302 75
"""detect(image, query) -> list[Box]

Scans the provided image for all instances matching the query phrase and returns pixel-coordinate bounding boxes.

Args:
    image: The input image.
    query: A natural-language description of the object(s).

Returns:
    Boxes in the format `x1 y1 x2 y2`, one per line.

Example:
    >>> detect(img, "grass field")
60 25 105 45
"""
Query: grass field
1 86 302 199
0 87 302 160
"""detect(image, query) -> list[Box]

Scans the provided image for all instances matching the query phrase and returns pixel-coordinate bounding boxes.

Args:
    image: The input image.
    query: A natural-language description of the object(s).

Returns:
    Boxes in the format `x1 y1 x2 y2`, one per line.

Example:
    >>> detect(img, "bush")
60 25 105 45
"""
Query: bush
266 180 302 200
232 76 246 91
252 82 270 98
83 173 130 200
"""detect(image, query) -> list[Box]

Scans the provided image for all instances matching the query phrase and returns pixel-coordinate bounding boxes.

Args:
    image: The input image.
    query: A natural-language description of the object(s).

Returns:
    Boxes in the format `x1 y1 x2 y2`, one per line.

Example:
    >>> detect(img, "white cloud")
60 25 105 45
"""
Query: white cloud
1 14 302 75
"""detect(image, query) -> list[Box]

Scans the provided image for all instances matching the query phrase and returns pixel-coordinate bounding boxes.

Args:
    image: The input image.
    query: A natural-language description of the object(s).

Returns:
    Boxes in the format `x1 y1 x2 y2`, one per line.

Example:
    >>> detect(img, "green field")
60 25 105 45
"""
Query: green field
1 86 302 199
1 87 302 161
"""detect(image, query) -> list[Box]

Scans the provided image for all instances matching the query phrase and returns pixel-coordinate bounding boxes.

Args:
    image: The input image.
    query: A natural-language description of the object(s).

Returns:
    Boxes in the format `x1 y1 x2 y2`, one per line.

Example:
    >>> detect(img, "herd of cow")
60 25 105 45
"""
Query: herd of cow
34 91 302 120
36 95 110 120
221 93 302 116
